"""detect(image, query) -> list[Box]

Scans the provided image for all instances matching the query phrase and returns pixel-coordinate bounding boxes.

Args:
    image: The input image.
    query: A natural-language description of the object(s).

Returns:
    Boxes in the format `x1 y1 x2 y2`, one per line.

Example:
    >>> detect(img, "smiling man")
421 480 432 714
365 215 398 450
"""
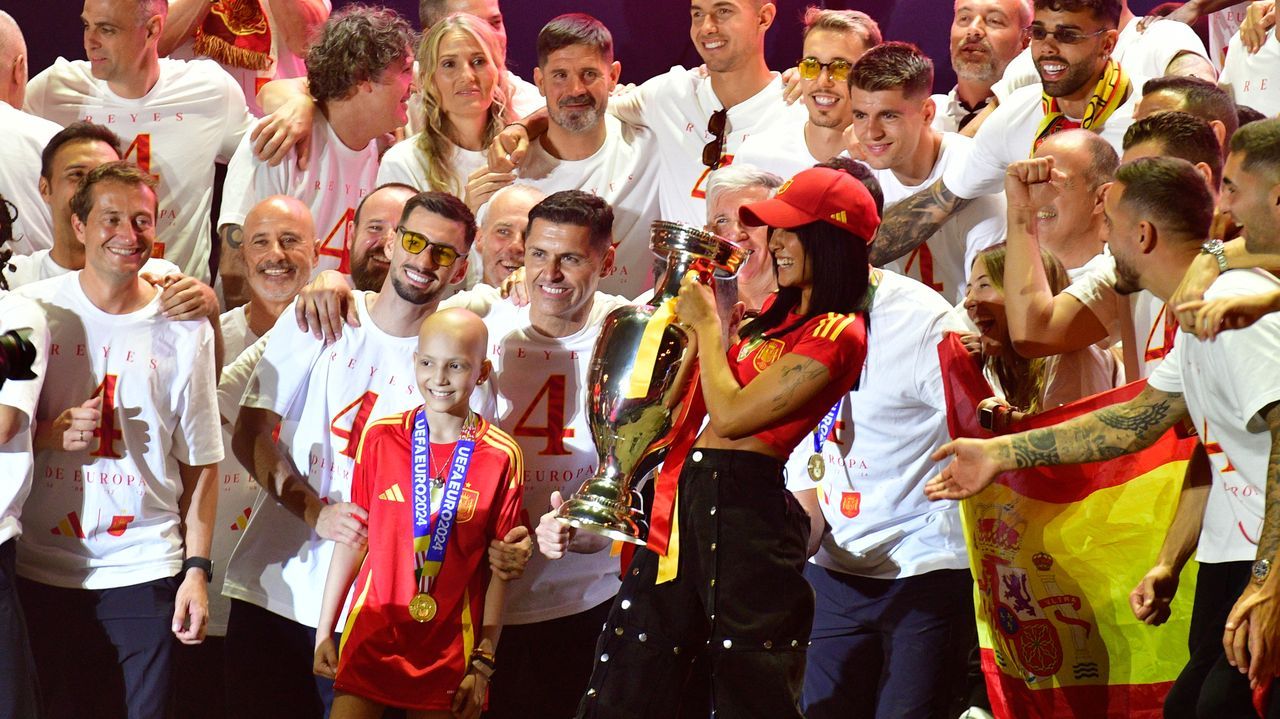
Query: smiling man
481 14 660 298
226 191 476 719
737 8 880 180
931 0 1031 132
218 6 416 304
474 183 543 288
849 42 1006 304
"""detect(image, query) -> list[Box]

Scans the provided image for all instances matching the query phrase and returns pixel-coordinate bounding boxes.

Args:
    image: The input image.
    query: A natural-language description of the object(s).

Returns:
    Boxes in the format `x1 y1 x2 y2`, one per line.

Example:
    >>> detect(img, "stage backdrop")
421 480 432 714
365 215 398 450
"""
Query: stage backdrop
14 0 1173 96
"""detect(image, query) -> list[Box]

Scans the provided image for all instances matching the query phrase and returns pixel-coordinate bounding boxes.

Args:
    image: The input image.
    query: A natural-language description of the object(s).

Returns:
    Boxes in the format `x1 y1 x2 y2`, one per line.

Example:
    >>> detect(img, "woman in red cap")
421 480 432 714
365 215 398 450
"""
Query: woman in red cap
575 166 880 719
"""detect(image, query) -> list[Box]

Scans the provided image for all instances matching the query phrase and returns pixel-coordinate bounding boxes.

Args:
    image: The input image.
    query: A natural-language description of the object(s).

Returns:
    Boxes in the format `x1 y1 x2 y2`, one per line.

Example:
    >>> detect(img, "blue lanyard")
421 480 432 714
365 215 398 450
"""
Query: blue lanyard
812 399 842 453
411 409 476 592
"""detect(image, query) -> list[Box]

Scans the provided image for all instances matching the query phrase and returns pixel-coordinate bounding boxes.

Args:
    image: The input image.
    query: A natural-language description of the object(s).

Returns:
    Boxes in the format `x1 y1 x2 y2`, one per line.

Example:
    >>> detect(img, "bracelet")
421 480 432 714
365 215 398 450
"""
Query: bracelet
182 556 214 583
1201 238 1228 272
470 651 496 679
504 121 528 134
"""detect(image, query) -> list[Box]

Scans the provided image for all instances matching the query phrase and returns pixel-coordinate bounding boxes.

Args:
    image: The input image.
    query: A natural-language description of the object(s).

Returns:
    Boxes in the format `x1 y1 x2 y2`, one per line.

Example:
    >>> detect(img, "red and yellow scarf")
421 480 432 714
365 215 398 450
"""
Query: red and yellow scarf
1032 59 1130 154
193 0 273 72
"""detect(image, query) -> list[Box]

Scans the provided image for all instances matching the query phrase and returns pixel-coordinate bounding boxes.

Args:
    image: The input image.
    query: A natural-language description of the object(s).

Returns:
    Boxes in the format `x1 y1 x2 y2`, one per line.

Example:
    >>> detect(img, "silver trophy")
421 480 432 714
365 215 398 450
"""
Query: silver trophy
556 221 749 544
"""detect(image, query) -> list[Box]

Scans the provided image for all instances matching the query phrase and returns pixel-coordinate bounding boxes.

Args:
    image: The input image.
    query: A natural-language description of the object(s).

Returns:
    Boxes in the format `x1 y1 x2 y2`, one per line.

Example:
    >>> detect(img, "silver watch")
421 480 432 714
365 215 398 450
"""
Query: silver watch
1253 558 1272 586
1201 238 1228 272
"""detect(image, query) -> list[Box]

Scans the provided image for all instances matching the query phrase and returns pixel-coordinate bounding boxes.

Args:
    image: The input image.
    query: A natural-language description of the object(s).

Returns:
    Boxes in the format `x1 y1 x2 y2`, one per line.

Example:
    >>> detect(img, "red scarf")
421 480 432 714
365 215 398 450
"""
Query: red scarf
193 0 273 72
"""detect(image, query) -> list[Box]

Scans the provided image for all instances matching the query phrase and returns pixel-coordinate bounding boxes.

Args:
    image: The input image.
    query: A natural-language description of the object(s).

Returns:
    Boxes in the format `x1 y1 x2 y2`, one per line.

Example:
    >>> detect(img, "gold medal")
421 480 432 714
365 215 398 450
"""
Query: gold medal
807 453 825 481
408 592 438 622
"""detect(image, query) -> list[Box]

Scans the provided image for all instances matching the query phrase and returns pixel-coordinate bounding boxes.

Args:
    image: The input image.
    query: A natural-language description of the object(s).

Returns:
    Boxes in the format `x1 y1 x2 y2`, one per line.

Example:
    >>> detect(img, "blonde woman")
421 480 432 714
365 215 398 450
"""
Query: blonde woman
378 13 513 199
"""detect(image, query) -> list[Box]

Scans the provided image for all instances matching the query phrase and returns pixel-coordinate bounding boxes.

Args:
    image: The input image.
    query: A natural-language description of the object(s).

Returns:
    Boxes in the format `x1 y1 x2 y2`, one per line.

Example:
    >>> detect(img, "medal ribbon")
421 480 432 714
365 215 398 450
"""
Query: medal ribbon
1032 59 1130 154
411 409 476 594
812 398 842 454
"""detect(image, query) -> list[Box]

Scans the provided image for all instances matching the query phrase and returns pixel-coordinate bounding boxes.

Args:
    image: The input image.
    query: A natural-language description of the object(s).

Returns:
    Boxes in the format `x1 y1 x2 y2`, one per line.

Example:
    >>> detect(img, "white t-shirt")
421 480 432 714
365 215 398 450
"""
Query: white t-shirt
206 305 263 635
942 82 1140 199
0 293 49 546
465 291 630 624
609 67 808 228
376 133 487 198
15 272 222 589
1147 269 1280 563
0 104 59 255
1210 3 1250 68
1220 29 1280 117
6 249 179 290
25 57 254 282
878 133 1007 304
494 114 662 299
224 292 422 626
168 0 332 117
733 120 826 181
221 111 379 276
929 87 992 134
1061 252 1171 379
995 18 1211 98
785 270 970 579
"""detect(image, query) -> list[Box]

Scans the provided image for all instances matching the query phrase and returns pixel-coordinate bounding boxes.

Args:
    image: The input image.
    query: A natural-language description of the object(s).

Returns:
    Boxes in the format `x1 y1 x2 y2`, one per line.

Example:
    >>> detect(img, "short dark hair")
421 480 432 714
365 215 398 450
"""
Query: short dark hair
307 5 417 105
1124 111 1222 186
1141 75 1239 147
399 190 477 249
815 157 884 218
355 182 418 227
1237 103 1267 128
41 122 122 180
418 0 448 29
849 41 933 99
1033 0 1121 27
1229 117 1280 184
1115 157 1213 242
537 13 612 67
527 190 614 254
70 161 160 224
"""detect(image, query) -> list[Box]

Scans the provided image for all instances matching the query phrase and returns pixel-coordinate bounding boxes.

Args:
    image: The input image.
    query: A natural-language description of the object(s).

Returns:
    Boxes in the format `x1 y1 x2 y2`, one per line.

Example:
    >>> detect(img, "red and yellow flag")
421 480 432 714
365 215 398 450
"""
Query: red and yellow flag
939 335 1199 718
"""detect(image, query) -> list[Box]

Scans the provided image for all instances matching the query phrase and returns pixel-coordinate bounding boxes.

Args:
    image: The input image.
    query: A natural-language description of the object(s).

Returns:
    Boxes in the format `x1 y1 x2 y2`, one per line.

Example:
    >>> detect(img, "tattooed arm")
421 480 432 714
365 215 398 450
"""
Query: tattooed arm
869 178 971 267
924 384 1189 500
1223 400 1280 686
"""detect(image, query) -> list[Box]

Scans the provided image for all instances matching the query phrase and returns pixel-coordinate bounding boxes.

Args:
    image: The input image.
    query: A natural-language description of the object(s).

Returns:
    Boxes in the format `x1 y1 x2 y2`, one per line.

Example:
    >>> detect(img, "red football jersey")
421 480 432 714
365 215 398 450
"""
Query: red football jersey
335 409 524 710
729 307 867 454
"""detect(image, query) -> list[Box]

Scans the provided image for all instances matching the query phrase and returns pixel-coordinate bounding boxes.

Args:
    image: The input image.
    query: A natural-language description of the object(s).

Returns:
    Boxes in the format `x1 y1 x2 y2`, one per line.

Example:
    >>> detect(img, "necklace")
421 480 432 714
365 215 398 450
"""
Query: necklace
426 412 476 487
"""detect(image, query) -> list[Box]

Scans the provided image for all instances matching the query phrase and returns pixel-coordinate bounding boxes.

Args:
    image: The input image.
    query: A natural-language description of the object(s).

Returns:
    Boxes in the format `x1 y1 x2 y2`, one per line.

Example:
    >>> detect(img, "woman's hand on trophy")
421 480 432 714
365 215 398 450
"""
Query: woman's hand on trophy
537 491 577 560
675 270 718 335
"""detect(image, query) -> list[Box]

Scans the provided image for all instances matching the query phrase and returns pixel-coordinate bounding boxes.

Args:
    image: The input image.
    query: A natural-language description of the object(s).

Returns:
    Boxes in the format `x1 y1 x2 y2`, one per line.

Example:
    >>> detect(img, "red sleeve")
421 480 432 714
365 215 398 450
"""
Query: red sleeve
787 313 868 391
488 435 526 541
350 424 381 514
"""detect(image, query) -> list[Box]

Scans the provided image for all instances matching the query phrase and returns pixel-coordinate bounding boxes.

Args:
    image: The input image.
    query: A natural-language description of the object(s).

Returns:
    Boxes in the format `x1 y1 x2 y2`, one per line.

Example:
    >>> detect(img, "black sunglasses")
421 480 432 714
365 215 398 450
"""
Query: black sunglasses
702 108 728 170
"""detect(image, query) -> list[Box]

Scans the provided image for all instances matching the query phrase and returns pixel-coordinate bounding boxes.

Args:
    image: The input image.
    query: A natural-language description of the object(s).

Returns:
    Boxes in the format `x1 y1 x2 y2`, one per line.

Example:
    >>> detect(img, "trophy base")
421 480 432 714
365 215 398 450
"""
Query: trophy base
556 497 647 546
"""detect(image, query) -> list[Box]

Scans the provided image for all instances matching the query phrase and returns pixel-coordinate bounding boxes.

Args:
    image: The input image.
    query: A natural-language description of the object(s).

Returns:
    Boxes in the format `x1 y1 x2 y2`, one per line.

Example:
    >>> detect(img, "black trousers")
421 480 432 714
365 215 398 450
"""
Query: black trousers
19 573 178 719
0 540 40 719
1166 561 1279 719
483 598 614 719
223 598 336 719
577 448 813 719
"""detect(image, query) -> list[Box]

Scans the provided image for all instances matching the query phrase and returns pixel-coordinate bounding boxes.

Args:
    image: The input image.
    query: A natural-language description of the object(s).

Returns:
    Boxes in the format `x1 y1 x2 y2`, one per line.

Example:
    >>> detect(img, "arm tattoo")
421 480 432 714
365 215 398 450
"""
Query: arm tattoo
1005 389 1185 468
769 359 825 414
869 178 971 266
1258 403 1280 563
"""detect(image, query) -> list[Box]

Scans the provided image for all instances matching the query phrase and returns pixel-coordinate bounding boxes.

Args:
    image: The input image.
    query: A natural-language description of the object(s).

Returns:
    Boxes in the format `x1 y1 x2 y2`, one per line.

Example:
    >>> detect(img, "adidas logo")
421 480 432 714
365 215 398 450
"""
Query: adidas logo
379 484 406 503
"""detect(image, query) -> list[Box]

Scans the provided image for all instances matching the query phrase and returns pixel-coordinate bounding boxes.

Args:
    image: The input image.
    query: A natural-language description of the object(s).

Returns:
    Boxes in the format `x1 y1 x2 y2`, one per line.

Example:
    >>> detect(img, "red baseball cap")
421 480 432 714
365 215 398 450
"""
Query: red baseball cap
739 166 880 243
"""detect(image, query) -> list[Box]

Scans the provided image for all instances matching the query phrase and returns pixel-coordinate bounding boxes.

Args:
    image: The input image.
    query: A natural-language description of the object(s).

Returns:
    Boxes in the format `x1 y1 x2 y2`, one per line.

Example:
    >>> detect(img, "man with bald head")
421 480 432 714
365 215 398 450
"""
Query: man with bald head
475 184 543 288
932 0 1031 132
0 11 60 254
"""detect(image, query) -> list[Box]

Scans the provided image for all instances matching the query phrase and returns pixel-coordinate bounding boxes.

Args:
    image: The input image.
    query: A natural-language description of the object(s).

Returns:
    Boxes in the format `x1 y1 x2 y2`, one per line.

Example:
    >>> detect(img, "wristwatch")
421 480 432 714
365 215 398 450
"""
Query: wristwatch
1253 558 1272 587
470 650 496 680
182 556 214 583
1201 238 1228 272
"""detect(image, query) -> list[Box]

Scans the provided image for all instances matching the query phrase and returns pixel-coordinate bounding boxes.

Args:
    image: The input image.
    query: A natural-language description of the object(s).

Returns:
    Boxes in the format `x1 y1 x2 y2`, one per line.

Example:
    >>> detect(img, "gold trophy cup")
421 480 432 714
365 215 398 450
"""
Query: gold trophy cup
555 221 749 544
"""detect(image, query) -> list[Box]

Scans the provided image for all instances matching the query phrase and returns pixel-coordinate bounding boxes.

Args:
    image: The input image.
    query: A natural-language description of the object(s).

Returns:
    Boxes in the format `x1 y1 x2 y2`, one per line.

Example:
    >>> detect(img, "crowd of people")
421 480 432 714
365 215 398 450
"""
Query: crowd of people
0 0 1277 717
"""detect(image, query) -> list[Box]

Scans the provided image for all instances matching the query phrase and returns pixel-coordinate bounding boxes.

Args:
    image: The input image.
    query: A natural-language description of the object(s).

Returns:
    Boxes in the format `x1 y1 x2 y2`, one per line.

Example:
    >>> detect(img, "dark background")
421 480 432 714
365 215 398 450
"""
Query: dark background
9 0 1168 95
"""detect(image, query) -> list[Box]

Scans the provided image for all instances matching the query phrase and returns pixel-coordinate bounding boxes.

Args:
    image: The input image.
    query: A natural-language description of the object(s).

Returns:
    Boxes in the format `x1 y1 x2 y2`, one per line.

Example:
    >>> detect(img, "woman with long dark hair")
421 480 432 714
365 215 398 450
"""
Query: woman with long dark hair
574 167 879 718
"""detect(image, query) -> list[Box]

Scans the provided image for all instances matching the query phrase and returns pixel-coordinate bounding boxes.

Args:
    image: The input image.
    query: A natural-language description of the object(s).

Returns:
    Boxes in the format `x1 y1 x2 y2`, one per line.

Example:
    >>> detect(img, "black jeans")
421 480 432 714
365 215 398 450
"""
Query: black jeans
577 449 813 719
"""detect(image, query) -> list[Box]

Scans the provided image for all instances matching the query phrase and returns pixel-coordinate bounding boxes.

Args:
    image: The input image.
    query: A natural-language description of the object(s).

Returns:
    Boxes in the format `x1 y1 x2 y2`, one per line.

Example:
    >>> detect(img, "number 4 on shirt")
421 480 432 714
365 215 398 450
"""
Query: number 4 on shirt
514 374 574 456
123 133 166 258
331 391 379 459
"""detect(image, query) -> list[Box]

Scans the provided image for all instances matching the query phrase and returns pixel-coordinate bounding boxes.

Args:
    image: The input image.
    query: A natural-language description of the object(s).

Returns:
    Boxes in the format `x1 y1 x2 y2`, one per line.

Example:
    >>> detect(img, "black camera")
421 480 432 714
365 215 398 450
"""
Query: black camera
0 330 38 385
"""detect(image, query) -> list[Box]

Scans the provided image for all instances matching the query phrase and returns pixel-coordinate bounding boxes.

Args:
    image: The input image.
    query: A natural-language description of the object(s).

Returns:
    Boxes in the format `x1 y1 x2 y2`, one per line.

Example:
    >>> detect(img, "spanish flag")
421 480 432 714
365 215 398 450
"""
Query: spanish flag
939 334 1199 718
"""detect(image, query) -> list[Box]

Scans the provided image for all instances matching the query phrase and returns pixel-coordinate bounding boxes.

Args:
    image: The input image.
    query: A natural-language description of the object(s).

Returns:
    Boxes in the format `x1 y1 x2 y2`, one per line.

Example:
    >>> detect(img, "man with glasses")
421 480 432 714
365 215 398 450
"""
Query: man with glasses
736 8 880 181
849 42 1006 304
870 0 1141 267
492 0 805 230
224 191 480 719
217 6 416 306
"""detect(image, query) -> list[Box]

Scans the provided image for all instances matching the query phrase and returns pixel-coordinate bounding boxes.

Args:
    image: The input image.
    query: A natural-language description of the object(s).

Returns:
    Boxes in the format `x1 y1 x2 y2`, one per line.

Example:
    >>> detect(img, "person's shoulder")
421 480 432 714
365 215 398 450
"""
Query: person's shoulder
0 103 61 138
159 57 234 86
32 57 92 86
477 420 524 470
998 83 1044 114
0 289 45 320
1205 268 1280 300
14 271 72 302
1137 16 1209 50
380 134 422 164
875 269 955 313
356 411 412 460
641 65 698 95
